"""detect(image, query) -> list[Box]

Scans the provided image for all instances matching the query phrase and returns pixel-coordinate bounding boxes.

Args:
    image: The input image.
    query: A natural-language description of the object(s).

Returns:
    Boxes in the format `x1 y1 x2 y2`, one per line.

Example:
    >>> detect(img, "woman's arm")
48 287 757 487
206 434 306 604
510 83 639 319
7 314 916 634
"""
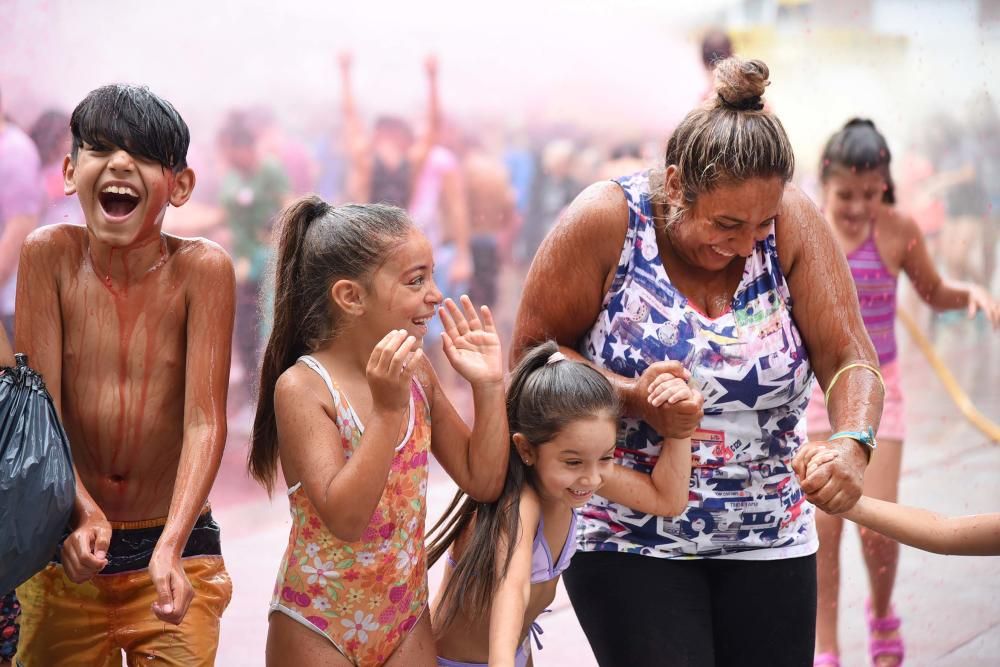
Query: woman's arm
427 297 508 502
276 331 418 542
511 181 703 439
845 496 1000 556
598 376 694 516
488 491 540 667
778 185 882 513
893 212 1000 326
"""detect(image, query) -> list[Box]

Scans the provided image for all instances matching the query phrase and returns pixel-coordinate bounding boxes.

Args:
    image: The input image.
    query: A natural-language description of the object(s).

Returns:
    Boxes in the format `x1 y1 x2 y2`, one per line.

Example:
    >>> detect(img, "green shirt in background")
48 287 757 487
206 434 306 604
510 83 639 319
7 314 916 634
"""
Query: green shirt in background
219 158 289 282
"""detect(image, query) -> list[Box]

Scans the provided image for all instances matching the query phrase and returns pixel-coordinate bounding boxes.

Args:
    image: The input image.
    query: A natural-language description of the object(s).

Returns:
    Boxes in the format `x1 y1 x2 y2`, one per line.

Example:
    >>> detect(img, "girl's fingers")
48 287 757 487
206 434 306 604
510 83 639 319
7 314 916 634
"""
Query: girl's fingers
387 336 417 376
370 329 400 371
404 348 424 377
440 331 457 364
445 298 472 336
480 305 497 333
459 295 482 330
648 382 691 407
438 302 459 338
379 330 410 371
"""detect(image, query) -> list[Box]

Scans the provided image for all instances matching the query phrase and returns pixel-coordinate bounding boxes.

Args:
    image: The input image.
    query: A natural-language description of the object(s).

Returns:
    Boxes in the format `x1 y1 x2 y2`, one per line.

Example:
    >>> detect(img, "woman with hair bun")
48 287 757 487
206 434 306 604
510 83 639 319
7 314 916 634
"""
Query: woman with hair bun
511 57 885 665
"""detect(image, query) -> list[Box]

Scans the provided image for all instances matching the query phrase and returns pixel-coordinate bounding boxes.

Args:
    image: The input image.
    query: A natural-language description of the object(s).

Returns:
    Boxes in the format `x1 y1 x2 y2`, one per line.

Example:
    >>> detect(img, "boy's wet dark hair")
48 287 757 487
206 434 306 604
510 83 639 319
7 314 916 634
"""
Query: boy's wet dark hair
70 84 190 172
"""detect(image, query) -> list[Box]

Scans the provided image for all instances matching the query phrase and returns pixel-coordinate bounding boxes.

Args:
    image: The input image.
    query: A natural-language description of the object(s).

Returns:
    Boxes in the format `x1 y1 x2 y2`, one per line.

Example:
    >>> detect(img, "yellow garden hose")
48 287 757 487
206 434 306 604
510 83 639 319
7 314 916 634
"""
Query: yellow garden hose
897 309 1000 442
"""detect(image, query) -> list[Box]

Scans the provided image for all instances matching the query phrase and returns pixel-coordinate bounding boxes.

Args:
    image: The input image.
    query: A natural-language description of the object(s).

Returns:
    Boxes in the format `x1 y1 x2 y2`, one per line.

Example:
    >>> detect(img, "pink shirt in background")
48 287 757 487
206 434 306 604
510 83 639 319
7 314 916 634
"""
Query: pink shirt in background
0 123 43 315
408 146 458 249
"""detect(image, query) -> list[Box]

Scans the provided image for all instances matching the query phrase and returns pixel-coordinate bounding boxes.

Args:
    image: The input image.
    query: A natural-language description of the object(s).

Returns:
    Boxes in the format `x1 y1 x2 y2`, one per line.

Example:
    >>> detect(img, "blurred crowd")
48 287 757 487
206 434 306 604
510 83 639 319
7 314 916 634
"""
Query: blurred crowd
2 32 998 422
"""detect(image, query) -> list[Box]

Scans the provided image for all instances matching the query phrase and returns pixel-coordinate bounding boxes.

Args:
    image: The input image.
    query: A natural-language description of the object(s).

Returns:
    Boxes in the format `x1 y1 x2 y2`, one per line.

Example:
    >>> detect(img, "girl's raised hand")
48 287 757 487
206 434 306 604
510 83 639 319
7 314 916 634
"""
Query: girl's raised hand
966 285 1000 329
438 295 503 386
367 329 422 413
648 374 697 408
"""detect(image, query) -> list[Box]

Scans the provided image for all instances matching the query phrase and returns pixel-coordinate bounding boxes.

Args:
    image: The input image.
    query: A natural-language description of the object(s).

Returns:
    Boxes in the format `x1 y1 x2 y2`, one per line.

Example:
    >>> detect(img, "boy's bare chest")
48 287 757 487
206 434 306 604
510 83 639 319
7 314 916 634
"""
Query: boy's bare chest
59 270 188 379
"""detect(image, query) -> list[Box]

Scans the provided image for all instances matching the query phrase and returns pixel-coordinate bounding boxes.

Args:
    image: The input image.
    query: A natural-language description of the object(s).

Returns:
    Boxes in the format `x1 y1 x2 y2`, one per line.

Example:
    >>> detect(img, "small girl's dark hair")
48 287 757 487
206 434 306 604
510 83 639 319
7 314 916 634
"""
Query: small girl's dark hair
248 196 413 493
70 84 190 172
659 57 794 221
819 118 896 205
426 341 620 636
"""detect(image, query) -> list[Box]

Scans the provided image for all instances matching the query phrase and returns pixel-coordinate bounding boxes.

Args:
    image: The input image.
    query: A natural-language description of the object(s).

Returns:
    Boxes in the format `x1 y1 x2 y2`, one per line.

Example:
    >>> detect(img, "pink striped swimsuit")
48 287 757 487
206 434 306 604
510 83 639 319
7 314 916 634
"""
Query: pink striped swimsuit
848 234 898 365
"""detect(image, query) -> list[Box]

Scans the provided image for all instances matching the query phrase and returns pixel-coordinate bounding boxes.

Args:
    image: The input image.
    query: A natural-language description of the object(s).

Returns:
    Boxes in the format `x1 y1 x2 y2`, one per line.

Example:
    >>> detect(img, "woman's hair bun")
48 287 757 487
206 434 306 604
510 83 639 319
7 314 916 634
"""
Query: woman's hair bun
714 57 770 111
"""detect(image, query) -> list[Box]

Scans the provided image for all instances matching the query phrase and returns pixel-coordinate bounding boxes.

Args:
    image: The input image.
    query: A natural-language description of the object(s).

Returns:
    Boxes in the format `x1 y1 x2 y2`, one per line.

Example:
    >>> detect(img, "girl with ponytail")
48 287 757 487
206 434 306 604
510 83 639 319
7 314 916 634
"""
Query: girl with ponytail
427 341 695 667
808 120 999 667
249 195 509 666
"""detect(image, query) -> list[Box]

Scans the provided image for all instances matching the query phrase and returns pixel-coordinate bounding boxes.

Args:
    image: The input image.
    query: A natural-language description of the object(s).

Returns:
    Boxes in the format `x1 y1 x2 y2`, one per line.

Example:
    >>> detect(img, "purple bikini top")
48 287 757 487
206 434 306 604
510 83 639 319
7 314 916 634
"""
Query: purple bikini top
446 510 578 584
531 510 578 584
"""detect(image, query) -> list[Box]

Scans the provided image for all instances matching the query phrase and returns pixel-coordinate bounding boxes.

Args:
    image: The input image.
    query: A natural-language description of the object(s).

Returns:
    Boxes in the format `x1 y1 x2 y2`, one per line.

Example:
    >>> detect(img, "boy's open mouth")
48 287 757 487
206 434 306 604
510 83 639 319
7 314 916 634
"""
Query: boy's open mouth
98 184 141 219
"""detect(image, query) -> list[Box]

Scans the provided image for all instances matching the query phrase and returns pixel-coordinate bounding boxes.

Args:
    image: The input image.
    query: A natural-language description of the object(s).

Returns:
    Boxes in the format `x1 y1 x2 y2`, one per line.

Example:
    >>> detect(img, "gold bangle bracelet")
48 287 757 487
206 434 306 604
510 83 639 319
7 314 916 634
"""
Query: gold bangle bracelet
824 362 885 405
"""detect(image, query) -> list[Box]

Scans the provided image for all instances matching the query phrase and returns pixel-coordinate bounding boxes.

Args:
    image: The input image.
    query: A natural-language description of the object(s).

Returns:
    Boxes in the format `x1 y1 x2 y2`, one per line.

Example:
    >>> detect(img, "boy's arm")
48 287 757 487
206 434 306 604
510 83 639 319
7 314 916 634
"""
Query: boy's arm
844 496 1000 557
488 493 539 667
149 243 235 625
15 229 112 582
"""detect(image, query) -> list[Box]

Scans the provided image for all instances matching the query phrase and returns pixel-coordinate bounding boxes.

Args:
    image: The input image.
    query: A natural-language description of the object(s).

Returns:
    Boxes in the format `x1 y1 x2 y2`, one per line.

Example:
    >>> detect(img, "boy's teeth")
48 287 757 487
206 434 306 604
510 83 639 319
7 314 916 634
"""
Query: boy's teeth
102 185 138 197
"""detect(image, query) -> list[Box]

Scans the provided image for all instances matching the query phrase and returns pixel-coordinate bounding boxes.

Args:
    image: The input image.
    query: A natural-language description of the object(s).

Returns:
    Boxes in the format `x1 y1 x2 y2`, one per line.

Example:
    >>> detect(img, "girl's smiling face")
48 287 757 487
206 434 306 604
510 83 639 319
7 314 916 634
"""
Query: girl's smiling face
363 228 442 342
516 414 618 509
821 167 887 237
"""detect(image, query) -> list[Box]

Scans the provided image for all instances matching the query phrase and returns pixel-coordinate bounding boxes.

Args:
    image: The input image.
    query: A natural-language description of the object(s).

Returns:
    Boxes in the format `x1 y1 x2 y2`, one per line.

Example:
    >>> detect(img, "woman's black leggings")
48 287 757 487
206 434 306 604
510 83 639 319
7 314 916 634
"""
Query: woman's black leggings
563 550 817 667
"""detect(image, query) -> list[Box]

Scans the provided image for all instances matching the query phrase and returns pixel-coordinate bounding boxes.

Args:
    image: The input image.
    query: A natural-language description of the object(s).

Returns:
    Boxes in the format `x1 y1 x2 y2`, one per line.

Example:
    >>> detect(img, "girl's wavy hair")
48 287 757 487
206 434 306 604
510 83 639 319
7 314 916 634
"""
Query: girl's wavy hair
819 118 896 205
425 341 619 635
248 196 413 493
655 56 795 226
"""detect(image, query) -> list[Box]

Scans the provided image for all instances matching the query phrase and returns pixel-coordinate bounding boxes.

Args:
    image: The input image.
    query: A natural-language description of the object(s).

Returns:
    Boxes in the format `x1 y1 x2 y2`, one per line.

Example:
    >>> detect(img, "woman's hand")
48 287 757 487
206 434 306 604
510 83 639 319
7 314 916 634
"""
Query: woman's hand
792 438 867 514
367 329 422 413
631 361 703 439
438 295 503 387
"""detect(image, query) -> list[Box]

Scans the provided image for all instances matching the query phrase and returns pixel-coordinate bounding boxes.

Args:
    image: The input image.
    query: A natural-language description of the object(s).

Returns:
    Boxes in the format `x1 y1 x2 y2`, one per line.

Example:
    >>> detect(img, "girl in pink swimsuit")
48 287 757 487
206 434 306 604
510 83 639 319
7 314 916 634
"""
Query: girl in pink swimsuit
809 119 1000 667
249 196 510 666
428 341 698 667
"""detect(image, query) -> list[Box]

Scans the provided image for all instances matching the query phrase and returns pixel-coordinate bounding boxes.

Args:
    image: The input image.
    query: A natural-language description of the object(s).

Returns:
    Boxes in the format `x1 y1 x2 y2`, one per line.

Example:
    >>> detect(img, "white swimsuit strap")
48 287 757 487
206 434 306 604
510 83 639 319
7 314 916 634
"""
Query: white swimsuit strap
297 355 338 402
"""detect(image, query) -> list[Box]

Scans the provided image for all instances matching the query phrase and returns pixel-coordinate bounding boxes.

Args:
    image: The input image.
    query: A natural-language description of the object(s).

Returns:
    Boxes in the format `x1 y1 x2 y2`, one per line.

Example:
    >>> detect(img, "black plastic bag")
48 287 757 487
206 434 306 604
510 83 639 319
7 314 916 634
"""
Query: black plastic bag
0 354 75 592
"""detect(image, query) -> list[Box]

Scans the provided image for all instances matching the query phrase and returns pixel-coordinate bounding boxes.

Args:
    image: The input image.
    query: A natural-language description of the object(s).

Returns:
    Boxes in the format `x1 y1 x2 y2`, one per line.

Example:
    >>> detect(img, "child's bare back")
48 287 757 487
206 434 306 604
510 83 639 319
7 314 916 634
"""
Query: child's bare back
18 223 232 521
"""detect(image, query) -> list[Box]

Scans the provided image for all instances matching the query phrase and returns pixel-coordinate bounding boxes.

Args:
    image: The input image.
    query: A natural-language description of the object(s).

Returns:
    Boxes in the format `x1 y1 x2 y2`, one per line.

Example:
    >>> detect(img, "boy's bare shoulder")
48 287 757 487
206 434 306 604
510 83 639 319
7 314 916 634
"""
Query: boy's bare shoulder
167 235 234 279
21 224 85 262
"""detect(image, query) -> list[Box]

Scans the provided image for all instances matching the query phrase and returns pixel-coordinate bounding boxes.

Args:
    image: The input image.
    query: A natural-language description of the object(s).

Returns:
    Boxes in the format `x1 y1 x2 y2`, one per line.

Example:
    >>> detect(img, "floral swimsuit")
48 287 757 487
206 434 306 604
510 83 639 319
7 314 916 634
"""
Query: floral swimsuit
269 355 431 666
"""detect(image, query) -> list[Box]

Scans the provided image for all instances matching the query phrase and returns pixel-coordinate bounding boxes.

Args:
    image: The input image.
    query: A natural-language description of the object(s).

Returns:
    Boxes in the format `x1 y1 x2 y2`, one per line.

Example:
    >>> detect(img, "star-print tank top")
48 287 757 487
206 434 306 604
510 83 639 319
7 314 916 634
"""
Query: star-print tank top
577 171 817 560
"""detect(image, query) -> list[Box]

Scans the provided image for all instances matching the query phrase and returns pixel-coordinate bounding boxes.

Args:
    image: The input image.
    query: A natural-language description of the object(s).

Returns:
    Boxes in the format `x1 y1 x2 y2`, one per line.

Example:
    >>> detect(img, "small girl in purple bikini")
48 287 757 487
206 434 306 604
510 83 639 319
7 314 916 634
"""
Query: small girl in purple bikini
428 340 697 667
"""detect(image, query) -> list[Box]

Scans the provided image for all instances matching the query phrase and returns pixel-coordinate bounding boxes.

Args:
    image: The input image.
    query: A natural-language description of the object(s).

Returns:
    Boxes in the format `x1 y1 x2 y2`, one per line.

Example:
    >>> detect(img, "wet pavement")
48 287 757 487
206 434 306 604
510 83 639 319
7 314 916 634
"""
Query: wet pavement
210 301 999 666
